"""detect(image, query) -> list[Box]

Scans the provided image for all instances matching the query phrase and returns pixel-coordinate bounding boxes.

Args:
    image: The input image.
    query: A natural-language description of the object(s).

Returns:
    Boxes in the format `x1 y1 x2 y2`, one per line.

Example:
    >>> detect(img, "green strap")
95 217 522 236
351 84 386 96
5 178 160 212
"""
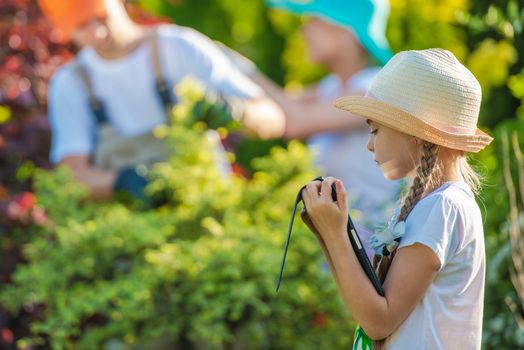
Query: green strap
353 326 373 350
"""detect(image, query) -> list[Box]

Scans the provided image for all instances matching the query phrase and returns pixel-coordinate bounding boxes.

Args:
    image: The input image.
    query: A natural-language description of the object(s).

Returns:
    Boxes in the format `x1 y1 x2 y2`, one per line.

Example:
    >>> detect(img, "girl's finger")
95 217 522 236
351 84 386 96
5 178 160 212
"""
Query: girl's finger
306 181 322 197
302 181 321 208
320 177 336 203
335 179 348 213
311 180 322 192
301 187 311 209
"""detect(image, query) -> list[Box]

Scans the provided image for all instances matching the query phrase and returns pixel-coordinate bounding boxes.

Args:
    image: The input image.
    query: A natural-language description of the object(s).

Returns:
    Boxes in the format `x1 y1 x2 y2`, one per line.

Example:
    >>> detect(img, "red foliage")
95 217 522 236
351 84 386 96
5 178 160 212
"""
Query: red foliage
0 0 75 109
0 0 71 203
1 328 14 345
231 162 251 179
0 3 73 348
312 311 330 329
0 3 167 347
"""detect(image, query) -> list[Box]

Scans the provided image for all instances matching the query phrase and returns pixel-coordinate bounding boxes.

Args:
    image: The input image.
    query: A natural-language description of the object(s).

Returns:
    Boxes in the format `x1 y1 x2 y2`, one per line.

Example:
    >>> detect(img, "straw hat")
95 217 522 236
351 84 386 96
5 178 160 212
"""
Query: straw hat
38 0 106 42
334 48 493 152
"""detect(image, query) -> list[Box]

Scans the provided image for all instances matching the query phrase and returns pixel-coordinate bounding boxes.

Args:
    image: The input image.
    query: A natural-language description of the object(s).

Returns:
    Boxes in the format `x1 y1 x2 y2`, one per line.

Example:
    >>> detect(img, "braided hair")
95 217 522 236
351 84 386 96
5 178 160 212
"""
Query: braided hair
372 141 440 349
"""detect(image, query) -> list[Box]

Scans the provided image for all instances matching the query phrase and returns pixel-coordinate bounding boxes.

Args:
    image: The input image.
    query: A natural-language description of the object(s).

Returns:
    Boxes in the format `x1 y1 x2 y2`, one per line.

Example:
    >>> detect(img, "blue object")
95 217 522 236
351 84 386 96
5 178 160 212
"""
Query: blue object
267 0 393 65
113 166 149 204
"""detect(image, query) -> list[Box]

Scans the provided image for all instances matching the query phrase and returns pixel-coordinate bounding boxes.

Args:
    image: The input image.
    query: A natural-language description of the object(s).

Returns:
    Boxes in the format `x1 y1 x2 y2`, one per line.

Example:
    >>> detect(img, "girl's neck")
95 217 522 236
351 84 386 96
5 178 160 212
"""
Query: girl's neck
422 155 464 198
328 53 368 83
437 148 464 183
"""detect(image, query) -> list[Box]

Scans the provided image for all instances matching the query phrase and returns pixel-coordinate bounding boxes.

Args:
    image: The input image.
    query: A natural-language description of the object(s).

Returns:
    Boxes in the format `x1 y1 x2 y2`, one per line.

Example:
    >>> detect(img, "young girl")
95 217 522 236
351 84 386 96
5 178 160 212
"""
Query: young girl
301 49 493 349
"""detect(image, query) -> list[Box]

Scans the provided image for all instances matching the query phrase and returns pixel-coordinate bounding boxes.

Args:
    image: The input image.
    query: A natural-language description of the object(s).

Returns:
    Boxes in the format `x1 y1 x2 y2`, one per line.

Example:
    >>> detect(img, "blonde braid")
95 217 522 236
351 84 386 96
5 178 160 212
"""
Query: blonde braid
372 141 439 349
398 142 439 222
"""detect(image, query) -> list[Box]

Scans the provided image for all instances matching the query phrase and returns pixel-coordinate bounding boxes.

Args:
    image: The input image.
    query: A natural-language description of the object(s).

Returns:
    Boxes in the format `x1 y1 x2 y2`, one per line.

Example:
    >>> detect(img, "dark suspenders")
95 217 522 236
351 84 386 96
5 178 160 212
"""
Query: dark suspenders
151 32 174 119
75 63 109 125
76 30 175 126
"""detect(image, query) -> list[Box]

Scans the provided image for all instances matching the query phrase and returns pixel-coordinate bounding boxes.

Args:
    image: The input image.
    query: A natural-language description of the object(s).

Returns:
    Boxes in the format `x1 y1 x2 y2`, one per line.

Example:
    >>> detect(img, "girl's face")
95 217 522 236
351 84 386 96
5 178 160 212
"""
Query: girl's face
366 120 420 180
301 17 363 65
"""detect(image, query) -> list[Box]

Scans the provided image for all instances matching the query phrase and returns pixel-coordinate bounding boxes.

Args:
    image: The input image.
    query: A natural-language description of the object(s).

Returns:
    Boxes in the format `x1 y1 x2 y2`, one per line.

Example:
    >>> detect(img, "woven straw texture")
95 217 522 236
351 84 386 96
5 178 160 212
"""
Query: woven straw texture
334 48 493 152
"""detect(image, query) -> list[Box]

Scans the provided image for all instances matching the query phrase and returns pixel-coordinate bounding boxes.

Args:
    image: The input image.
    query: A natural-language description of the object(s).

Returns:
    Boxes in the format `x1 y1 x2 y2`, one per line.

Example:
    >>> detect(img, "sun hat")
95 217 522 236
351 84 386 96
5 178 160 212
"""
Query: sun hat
266 0 393 66
37 0 106 42
333 48 493 152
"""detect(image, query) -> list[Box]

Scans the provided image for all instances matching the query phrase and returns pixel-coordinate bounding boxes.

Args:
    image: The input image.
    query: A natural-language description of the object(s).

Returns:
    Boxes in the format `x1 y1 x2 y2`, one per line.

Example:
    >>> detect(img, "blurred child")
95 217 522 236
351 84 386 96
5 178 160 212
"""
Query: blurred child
38 0 285 202
249 0 401 231
301 49 492 349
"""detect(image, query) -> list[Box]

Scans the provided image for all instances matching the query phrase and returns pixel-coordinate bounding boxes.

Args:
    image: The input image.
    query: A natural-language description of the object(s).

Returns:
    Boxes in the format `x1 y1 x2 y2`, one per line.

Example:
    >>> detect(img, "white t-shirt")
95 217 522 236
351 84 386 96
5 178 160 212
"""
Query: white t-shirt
48 25 263 163
385 181 485 349
311 70 401 230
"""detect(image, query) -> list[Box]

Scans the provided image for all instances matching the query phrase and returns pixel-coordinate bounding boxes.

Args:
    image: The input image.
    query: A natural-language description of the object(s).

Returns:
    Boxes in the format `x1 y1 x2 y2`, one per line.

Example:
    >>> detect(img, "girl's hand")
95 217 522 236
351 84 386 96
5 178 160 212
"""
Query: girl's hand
301 206 343 289
301 177 348 242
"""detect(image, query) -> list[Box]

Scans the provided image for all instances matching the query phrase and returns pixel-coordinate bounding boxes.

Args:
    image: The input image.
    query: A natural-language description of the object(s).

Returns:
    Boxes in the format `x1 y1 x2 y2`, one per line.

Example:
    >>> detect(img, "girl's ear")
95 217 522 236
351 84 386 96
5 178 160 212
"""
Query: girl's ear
411 137 419 145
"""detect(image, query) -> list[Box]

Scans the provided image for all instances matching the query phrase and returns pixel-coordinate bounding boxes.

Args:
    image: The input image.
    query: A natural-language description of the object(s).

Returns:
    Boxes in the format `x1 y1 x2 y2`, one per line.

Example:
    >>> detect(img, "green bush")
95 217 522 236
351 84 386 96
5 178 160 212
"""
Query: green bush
0 79 355 349
478 119 524 349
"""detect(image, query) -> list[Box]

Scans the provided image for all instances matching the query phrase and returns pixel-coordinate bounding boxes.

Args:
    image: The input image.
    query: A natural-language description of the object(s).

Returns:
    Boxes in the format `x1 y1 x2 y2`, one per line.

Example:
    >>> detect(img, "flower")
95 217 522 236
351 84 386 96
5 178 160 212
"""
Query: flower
369 220 406 256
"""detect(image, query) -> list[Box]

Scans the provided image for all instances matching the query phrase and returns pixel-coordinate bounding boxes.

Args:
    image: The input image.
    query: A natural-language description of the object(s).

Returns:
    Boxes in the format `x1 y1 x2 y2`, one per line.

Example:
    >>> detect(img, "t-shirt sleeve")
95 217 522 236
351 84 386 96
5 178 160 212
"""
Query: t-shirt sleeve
48 66 97 163
161 26 263 99
398 194 459 270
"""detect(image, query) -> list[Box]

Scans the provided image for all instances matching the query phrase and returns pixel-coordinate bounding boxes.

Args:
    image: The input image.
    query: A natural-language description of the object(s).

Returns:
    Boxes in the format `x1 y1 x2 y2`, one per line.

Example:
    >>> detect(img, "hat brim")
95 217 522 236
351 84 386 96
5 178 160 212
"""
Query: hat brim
333 96 493 153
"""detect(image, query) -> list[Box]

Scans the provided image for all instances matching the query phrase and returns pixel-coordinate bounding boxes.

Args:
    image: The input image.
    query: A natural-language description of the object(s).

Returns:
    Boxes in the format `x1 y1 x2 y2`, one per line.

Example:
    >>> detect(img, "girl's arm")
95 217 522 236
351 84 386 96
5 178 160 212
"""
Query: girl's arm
249 73 366 139
300 209 343 288
302 178 440 340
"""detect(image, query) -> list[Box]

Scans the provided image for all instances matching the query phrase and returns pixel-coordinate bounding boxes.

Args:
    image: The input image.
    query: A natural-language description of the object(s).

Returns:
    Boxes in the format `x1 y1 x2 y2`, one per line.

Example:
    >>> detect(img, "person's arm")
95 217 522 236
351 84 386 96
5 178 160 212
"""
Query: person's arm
300 208 343 289
327 237 439 340
211 42 366 138
166 30 286 139
302 178 440 340
240 96 286 139
48 65 114 199
250 72 366 139
295 85 320 103
60 155 116 200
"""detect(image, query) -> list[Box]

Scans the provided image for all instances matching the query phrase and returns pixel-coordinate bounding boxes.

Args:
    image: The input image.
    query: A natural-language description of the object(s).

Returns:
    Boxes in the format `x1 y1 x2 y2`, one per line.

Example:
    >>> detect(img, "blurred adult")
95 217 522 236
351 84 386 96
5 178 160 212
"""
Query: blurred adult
252 0 401 229
37 0 285 202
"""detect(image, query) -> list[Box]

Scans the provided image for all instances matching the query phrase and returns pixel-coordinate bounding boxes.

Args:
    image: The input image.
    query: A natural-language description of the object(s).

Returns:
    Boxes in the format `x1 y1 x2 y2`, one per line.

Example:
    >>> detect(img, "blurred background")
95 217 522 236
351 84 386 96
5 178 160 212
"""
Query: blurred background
1 0 524 349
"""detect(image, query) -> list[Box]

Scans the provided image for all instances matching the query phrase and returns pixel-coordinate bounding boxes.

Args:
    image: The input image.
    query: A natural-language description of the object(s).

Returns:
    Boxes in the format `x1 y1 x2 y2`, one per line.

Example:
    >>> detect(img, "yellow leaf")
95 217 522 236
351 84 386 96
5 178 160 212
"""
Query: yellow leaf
0 105 11 124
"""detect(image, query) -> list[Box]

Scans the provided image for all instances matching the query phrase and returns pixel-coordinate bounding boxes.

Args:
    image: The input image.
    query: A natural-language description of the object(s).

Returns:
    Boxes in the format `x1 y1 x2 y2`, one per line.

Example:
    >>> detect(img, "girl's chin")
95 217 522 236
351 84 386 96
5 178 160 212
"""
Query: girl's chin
377 162 413 181
383 173 401 181
381 169 409 181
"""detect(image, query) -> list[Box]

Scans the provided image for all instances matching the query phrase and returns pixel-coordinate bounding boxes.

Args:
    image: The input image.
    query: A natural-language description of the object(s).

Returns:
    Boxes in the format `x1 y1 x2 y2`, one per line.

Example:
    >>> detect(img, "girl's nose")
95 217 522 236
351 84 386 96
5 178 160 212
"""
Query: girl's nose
367 136 374 152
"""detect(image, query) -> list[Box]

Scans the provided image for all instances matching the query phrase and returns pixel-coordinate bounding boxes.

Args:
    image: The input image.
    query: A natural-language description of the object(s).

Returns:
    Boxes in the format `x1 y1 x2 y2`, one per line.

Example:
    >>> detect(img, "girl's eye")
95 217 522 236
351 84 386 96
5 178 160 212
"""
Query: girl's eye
370 128 378 135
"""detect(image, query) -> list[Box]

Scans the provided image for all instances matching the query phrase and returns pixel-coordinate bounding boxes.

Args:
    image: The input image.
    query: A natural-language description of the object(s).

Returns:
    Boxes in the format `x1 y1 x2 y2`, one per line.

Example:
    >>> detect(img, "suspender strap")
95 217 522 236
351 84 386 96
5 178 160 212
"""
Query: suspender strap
75 63 109 125
76 28 174 126
151 31 175 120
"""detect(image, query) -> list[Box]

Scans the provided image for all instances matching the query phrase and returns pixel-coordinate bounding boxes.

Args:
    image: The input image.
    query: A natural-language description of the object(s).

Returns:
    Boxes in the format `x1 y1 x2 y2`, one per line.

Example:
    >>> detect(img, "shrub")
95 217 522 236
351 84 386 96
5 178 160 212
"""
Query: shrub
0 79 355 349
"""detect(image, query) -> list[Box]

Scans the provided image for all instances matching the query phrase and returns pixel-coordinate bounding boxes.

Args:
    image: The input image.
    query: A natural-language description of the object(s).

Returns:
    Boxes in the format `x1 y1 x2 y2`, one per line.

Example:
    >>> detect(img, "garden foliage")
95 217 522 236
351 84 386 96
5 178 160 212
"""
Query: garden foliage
0 80 355 349
2 0 524 348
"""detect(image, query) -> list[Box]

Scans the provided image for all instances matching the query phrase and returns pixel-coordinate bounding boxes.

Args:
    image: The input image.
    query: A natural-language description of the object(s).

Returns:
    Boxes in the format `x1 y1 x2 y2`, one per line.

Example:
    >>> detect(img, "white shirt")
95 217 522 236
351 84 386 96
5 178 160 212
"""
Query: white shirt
48 25 263 163
311 69 400 230
386 181 485 349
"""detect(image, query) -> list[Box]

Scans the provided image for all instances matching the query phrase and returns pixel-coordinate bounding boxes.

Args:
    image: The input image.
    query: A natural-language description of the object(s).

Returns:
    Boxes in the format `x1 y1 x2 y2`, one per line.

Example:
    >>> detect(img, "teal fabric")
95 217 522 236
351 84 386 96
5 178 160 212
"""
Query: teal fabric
267 0 393 65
